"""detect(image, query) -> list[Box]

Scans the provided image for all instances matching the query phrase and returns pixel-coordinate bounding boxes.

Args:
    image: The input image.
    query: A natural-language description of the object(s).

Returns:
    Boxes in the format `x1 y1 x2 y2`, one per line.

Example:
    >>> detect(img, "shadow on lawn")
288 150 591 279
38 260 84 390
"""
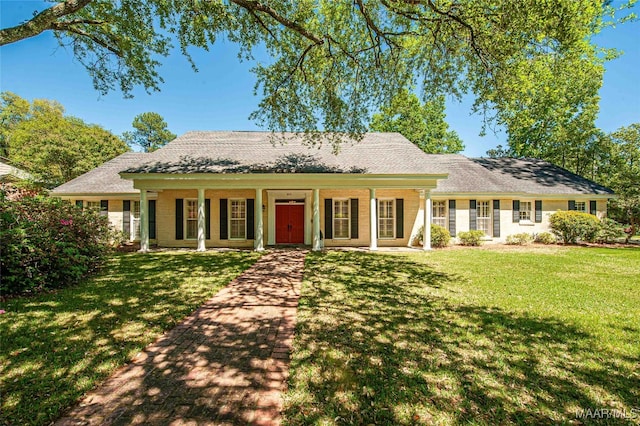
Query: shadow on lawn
1 251 260 426
283 251 639 425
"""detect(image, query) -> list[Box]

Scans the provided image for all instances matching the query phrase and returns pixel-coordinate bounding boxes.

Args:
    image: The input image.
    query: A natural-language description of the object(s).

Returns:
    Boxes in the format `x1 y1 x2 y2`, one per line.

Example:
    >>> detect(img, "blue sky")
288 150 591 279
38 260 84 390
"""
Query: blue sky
1 1 638 157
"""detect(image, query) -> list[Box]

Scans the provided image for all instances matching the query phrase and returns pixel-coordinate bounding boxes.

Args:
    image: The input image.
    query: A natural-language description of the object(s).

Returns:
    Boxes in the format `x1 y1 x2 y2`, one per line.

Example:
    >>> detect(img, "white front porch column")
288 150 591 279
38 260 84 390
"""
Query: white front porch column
139 190 149 253
255 188 265 251
312 189 321 251
369 188 377 251
423 190 432 251
197 188 206 252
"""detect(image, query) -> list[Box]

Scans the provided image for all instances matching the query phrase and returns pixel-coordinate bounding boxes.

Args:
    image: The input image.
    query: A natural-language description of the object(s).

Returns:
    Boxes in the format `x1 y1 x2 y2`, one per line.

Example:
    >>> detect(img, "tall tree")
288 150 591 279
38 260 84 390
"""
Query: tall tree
371 89 463 153
599 124 640 240
485 46 608 176
0 1 630 143
0 92 30 157
123 112 176 152
1 92 128 187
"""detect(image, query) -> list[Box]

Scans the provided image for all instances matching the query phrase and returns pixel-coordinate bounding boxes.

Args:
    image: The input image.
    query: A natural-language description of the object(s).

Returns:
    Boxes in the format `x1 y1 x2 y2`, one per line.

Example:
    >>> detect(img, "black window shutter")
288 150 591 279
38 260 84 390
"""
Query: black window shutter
246 199 255 240
350 198 359 239
492 200 500 237
175 199 184 240
220 199 228 240
100 200 108 216
324 198 333 239
590 200 597 215
469 200 477 230
123 200 131 236
448 200 456 237
568 200 576 211
205 199 211 239
396 198 404 238
512 200 520 223
148 200 156 239
535 200 543 223
75 200 83 208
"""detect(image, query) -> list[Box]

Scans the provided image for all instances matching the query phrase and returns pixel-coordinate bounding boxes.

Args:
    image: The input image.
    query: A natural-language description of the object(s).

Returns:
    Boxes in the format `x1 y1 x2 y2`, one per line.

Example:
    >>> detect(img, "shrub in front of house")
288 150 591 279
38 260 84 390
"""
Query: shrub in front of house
534 232 556 245
506 233 534 245
549 210 601 244
413 224 451 248
457 230 485 246
0 188 112 295
597 218 625 243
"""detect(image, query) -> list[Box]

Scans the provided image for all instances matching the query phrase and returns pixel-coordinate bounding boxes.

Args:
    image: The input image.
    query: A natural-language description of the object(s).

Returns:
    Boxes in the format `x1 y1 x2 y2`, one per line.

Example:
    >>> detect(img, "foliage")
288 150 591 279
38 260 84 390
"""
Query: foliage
506 233 534 245
0 250 260 426
370 89 463 153
0 92 128 187
490 47 607 177
534 232 556 245
597 218 625 243
485 144 515 158
286 248 640 425
600 124 640 242
123 112 176 152
549 210 601 244
414 224 451 248
0 1 631 140
0 189 111 295
457 230 485 246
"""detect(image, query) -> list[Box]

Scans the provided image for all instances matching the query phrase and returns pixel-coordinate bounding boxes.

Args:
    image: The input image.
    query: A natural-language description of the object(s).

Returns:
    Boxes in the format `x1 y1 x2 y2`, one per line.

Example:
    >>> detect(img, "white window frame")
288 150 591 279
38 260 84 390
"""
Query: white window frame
432 200 447 228
519 201 532 222
131 200 141 241
229 198 247 240
575 201 587 212
477 200 492 237
185 199 198 240
378 198 395 239
333 199 351 239
86 201 100 210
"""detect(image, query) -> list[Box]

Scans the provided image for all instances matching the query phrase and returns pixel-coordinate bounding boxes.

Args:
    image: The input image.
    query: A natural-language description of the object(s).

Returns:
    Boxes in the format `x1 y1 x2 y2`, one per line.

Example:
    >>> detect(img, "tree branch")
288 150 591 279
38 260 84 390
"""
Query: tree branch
57 25 123 57
229 0 324 45
425 0 490 70
0 0 93 46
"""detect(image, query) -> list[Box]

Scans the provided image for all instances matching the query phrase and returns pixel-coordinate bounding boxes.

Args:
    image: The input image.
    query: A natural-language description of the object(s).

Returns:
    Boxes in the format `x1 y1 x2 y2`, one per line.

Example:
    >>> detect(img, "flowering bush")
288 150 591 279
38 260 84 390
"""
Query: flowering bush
1 187 111 295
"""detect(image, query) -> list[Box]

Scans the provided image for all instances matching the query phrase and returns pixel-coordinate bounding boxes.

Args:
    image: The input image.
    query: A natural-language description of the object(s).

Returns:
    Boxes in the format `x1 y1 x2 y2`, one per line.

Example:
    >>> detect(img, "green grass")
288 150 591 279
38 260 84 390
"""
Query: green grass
284 246 640 425
0 250 260 426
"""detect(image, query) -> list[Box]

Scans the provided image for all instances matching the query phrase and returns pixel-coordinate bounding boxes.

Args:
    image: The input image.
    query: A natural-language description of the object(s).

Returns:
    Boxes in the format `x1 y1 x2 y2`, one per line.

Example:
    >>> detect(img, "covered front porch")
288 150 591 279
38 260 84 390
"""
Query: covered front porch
120 173 446 253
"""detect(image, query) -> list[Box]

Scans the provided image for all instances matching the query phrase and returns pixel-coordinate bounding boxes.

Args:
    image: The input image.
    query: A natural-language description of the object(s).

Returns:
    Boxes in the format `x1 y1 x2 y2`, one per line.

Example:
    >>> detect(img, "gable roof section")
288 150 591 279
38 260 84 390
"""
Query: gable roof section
469 158 614 195
428 156 613 195
122 131 448 175
51 153 148 195
0 158 33 181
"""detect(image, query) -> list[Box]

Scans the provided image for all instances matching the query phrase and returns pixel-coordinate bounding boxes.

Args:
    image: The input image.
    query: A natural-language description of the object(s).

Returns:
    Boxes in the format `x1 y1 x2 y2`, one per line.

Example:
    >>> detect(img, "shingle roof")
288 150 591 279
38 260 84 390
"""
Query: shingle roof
51 132 613 197
51 153 148 195
122 131 449 175
0 159 33 181
430 157 613 195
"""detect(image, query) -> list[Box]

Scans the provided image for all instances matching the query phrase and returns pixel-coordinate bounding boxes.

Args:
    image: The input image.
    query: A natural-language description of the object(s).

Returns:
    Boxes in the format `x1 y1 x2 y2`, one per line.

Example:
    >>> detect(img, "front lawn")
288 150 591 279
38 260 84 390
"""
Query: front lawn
0 250 260 426
285 247 640 425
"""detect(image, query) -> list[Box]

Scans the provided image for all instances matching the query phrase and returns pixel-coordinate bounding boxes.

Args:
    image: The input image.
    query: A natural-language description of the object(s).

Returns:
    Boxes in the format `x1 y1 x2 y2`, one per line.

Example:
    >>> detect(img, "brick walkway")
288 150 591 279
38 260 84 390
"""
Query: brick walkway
56 250 306 426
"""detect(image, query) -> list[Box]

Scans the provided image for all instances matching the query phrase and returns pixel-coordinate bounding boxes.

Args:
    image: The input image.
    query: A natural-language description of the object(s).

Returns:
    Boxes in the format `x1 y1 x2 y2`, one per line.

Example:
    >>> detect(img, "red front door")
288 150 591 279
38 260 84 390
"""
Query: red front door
276 204 305 244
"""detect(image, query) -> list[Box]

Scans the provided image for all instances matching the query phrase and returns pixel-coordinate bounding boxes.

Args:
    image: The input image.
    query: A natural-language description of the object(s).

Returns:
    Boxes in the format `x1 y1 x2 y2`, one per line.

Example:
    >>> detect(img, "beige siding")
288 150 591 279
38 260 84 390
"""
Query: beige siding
57 191 610 248
156 189 256 248
413 197 610 244
319 189 418 247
